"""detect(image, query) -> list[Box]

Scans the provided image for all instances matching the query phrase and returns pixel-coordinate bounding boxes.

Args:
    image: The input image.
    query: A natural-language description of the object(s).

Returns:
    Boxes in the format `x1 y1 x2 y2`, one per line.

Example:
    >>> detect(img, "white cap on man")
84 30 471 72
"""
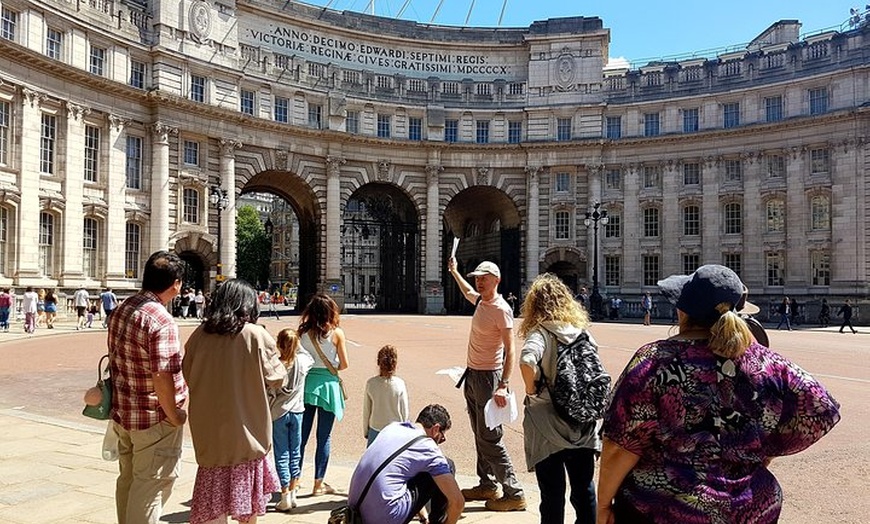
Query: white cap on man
466 261 501 279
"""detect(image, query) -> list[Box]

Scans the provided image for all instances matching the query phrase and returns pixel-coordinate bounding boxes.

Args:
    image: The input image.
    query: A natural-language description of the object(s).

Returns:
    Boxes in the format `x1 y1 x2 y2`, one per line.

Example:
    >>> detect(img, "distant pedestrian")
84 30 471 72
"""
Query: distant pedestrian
575 287 589 311
790 297 800 326
86 305 98 328
776 297 792 331
838 299 858 334
506 292 518 317
818 299 831 328
642 292 653 326
73 285 89 330
36 289 46 328
22 286 38 334
363 345 410 447
44 289 58 329
100 288 118 328
609 296 622 320
194 290 205 320
0 288 11 332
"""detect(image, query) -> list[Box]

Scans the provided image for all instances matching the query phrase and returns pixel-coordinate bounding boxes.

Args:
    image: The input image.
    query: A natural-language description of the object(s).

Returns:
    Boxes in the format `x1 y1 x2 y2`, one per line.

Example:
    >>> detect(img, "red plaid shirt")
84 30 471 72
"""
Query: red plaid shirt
108 291 187 431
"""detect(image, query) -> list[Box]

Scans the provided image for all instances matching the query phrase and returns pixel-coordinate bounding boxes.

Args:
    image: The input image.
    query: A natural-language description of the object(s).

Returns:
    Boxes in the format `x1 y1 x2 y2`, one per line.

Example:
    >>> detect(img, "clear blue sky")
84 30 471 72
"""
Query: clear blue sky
295 0 859 64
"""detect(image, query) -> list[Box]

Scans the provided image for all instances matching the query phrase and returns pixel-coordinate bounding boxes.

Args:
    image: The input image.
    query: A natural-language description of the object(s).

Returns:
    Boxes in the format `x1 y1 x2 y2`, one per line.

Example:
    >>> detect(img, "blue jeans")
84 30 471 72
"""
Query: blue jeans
0 307 8 329
273 411 303 488
300 403 336 480
776 313 791 330
534 448 596 524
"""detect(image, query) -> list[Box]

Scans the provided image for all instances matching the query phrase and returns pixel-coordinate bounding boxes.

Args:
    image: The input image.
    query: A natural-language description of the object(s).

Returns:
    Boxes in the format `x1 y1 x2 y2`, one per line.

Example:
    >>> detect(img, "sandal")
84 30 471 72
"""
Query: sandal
311 482 336 496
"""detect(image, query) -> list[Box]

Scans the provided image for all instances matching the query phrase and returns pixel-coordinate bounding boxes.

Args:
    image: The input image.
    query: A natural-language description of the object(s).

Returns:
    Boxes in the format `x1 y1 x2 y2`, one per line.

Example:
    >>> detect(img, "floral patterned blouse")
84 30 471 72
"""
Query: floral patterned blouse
603 339 841 524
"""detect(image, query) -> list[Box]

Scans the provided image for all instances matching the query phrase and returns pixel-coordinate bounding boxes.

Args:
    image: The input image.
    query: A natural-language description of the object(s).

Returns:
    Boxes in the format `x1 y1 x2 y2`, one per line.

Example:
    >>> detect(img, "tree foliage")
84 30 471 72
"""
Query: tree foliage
235 205 271 289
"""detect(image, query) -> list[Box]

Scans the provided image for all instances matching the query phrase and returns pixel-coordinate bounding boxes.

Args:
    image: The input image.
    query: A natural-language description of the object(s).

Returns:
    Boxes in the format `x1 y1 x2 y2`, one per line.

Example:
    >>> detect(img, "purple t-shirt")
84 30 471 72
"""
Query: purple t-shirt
348 422 451 524
603 339 840 524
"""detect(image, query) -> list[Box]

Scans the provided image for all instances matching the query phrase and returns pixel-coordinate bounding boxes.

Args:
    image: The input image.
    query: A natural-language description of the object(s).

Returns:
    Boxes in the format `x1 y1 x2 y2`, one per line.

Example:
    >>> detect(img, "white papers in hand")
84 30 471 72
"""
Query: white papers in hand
484 392 518 430
451 237 460 258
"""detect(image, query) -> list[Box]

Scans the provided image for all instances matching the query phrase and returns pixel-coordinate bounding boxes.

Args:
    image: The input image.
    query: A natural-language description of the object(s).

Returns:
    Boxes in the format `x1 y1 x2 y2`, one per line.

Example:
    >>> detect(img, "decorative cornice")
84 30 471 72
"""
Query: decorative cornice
425 164 443 185
22 87 47 108
220 138 243 157
150 121 178 142
108 114 130 132
66 102 90 121
326 156 346 177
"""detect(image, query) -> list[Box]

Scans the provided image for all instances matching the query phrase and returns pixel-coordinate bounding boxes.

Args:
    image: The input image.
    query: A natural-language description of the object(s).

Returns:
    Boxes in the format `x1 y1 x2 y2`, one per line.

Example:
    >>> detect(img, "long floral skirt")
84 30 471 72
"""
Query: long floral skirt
189 454 280 524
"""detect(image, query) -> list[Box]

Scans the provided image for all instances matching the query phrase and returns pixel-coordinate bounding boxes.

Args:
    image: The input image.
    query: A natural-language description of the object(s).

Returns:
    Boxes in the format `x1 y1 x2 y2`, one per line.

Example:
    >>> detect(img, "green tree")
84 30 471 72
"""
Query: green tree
235 205 271 289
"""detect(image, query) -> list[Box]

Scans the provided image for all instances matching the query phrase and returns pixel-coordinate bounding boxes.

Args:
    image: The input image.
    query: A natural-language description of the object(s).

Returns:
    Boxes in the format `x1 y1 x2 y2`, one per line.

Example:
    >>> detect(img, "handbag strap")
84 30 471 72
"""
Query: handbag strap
98 354 110 382
357 434 429 508
308 332 339 377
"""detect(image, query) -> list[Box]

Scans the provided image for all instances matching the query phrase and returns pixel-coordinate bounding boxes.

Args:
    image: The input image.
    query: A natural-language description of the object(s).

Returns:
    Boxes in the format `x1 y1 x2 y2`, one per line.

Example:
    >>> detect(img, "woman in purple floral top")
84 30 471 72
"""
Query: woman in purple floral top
598 265 840 524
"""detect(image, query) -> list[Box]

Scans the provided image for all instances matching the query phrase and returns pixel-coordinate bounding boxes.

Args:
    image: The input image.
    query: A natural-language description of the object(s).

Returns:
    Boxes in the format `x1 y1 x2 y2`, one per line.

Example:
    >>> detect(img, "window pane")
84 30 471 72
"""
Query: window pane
683 108 699 132
476 120 489 144
766 200 785 233
183 188 199 223
555 211 570 240
557 118 572 141
346 111 359 134
683 163 700 185
125 223 141 278
605 255 621 286
723 102 740 128
191 75 206 103
605 169 621 190
46 28 63 60
274 97 289 123
555 173 570 193
0 101 8 165
683 205 700 236
765 96 783 122
642 255 660 286
809 88 828 115
40 114 56 174
643 208 659 237
724 203 742 234
811 195 830 230
508 121 522 144
39 212 54 276
377 114 391 138
606 116 622 139
126 136 142 189
83 218 98 278
130 60 145 89
604 214 621 238
811 251 830 285
408 117 422 141
445 120 458 143
644 113 660 137
84 125 100 182
90 46 105 76
724 253 742 277
766 252 784 286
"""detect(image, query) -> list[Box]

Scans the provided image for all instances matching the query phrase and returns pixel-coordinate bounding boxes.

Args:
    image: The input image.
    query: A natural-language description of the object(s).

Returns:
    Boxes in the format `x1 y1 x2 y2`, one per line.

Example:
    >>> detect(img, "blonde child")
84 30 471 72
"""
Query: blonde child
269 328 314 511
362 345 410 447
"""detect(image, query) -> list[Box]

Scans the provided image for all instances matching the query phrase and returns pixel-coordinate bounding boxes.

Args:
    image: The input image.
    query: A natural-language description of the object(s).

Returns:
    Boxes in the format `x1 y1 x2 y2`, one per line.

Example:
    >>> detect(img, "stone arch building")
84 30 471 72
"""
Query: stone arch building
0 0 867 315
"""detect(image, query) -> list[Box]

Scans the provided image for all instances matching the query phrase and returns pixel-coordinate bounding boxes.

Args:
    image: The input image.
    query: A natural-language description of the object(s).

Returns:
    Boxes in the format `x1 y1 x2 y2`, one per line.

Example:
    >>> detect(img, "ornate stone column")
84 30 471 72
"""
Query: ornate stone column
59 102 89 283
661 160 680 275
831 139 863 291
622 164 640 288
525 165 542 286
325 156 345 284
104 115 130 285
742 151 763 287
701 156 721 264
785 147 808 287
149 121 176 252
220 138 242 278
16 88 48 280
423 163 444 314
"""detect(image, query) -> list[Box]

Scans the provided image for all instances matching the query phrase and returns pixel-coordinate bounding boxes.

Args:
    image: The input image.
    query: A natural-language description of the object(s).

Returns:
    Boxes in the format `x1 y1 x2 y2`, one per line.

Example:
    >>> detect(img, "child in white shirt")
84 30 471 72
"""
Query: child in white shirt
362 345 410 447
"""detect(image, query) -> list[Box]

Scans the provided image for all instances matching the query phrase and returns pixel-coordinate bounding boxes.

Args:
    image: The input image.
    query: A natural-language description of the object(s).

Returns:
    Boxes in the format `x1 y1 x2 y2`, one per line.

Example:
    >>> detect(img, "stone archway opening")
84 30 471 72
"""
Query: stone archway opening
343 182 420 313
542 247 586 295
443 186 521 314
177 251 206 295
241 170 321 312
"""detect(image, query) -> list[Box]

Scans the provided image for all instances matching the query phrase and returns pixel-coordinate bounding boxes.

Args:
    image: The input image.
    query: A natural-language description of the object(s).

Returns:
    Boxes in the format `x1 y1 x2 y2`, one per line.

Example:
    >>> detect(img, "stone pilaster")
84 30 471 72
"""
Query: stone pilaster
423 163 444 314
661 160 680 275
104 115 132 285
701 156 721 264
742 151 763 287
785 147 807 288
325 156 345 282
149 121 177 252
525 165 541 285
59 102 89 284
220 138 242 278
621 164 640 288
16 88 48 281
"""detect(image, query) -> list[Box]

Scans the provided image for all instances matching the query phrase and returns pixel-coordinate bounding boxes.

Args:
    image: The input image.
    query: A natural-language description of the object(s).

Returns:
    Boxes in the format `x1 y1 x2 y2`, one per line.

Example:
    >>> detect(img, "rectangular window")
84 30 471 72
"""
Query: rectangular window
83 217 98 278
724 202 742 234
810 148 830 174
1 7 18 41
682 254 700 275
604 213 621 238
605 169 621 190
39 212 54 277
129 60 146 89
508 121 522 144
408 117 422 141
683 205 700 236
809 88 828 115
84 125 100 182
274 97 289 123
643 208 660 237
765 96 783 122
605 116 622 139
683 108 699 133
642 255 660 286
377 114 391 138
183 140 199 166
725 159 742 182
557 117 572 141
723 253 742 277
643 113 660 137
125 222 141 278
766 252 784 286
683 163 700 185
240 89 255 115
766 154 785 178
308 104 322 129
476 120 490 144
723 102 740 128
190 75 206 103
642 166 660 189
811 250 830 286
346 110 359 134
0 206 7 275
604 255 621 286
90 45 106 76
766 200 785 233
46 28 63 60
183 187 199 223
810 195 830 230
445 119 458 143
125 135 142 189
40 113 57 175
554 211 570 240
0 101 7 165
555 172 570 193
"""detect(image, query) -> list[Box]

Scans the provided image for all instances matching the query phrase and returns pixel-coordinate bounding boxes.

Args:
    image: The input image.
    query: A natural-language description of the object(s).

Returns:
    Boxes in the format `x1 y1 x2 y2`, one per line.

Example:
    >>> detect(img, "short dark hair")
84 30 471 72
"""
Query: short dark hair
141 251 184 293
203 278 260 335
416 404 451 432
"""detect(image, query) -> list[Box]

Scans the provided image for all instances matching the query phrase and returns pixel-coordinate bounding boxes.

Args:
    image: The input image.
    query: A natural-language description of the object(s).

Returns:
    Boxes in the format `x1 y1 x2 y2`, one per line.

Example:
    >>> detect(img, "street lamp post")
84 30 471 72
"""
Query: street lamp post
210 186 229 283
584 202 609 320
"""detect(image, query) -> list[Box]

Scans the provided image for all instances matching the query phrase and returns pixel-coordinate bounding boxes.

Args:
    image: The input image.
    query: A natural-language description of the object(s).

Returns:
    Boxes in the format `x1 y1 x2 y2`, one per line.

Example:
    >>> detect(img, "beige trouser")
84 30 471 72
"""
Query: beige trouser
113 420 184 524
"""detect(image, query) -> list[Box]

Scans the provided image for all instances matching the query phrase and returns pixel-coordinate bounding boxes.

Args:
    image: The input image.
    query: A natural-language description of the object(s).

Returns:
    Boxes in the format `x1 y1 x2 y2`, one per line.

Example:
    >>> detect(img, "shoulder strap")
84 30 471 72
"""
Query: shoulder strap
357 434 429 507
308 332 339 377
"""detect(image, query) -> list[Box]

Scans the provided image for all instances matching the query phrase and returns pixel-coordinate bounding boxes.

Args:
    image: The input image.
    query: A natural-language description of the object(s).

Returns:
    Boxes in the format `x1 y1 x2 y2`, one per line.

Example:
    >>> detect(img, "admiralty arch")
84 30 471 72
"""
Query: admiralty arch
0 0 868 315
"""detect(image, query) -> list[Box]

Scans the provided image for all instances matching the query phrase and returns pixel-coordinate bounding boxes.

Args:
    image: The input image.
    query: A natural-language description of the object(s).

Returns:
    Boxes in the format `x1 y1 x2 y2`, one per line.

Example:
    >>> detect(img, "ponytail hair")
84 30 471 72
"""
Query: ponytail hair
708 303 753 359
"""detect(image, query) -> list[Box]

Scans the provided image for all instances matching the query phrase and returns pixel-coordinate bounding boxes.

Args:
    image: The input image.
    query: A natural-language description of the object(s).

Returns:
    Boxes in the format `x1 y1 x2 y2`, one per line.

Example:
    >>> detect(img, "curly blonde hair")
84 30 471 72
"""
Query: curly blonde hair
518 273 589 338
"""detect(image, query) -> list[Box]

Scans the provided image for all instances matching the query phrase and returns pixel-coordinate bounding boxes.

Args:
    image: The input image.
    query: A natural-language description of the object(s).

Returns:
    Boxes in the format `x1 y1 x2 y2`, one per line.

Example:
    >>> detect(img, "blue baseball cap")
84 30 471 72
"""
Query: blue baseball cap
658 264 746 325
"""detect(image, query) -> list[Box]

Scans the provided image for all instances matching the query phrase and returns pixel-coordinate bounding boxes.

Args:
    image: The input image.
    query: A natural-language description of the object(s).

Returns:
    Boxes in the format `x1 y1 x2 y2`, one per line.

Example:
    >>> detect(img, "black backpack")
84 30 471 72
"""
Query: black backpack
540 329 611 425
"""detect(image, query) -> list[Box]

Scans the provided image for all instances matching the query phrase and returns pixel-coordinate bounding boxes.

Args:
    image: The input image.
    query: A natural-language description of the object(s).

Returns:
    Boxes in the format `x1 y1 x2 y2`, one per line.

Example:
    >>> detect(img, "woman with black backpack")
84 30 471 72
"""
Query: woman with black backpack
518 273 606 523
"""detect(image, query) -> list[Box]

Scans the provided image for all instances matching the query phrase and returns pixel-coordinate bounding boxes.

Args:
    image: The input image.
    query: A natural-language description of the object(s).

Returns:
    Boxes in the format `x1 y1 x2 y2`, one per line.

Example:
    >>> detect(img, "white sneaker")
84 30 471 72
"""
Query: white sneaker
290 488 298 509
276 492 292 511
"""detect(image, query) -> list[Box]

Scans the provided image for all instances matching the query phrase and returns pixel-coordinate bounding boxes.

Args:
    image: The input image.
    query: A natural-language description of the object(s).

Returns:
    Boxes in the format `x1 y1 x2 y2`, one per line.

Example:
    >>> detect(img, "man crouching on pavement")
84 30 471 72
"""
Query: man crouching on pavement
447 257 526 511
348 404 464 524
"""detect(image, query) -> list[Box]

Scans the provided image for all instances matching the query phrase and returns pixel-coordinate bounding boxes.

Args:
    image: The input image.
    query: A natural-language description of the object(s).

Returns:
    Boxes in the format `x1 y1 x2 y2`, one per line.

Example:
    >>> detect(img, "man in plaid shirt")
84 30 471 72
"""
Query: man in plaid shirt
108 250 187 524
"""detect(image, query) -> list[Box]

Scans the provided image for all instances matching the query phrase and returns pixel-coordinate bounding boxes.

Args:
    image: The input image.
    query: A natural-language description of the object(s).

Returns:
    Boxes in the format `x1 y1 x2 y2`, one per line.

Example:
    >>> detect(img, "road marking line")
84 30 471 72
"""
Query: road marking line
813 373 870 384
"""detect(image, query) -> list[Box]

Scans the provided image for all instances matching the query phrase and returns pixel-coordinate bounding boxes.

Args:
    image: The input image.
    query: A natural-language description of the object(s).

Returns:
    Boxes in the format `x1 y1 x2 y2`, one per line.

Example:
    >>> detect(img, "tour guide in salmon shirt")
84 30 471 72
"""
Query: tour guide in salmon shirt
447 257 526 512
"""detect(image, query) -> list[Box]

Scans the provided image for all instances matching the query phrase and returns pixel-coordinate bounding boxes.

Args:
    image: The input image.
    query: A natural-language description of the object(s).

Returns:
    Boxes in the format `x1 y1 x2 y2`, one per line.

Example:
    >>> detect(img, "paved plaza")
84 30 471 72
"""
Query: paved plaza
0 313 867 523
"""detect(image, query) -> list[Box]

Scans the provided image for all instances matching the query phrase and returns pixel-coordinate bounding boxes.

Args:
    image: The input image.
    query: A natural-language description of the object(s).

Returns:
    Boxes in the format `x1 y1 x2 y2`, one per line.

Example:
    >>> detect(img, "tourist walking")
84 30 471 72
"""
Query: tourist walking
775 297 792 331
363 345 410 447
447 257 526 512
183 278 286 524
518 274 601 523
0 288 11 332
100 288 118 328
36 289 46 328
818 299 831 328
298 293 349 496
838 299 858 334
73 285 90 330
108 251 187 524
44 289 58 329
21 286 38 334
641 292 653 326
598 265 841 524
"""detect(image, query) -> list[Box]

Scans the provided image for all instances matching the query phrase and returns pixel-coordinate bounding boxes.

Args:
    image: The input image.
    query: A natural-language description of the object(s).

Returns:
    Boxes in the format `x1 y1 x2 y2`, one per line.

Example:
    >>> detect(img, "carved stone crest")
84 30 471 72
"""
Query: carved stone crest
555 49 576 91
189 1 212 43
476 167 490 186
377 160 392 182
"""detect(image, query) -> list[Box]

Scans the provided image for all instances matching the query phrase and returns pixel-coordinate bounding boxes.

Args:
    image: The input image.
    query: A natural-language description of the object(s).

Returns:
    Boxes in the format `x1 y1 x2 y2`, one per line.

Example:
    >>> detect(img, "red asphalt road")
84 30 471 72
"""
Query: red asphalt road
0 316 867 523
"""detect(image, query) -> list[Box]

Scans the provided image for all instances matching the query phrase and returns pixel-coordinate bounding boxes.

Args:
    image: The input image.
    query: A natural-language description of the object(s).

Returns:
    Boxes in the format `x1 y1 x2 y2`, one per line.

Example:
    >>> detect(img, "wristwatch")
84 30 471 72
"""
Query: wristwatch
498 379 509 388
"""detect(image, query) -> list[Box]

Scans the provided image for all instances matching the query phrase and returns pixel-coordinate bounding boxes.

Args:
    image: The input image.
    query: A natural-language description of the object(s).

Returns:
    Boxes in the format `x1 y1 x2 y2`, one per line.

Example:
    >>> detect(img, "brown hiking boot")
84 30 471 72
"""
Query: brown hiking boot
484 494 527 512
461 485 499 501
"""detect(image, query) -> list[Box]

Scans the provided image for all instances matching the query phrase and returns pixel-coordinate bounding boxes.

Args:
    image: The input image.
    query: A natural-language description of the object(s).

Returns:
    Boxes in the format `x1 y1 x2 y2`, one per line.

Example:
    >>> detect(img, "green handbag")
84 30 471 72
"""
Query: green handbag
82 354 112 420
